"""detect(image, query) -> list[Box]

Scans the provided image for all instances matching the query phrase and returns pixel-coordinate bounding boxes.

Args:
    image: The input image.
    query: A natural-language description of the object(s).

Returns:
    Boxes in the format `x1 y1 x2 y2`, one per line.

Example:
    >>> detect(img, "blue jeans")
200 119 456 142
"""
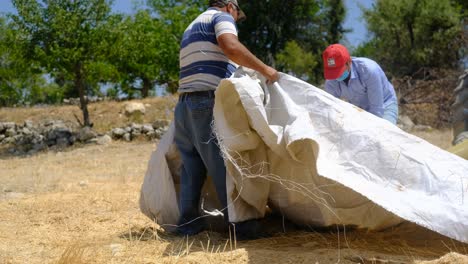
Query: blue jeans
382 102 399 125
174 91 228 235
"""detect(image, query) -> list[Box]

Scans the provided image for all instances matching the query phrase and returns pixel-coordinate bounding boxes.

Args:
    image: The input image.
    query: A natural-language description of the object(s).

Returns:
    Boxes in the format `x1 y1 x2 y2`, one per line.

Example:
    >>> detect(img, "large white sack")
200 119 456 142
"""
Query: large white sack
139 124 223 231
139 69 468 243
213 68 468 243
139 123 180 228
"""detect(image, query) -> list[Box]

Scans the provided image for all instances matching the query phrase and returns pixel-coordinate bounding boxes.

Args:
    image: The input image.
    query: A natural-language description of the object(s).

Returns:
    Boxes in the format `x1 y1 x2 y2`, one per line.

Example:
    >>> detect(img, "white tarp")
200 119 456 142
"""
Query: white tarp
140 69 468 243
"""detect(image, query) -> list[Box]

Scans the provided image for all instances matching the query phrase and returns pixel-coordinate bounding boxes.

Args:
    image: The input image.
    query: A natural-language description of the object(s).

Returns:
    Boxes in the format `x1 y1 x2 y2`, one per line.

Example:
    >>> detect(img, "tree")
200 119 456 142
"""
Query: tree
276 40 318 81
109 10 176 98
11 0 116 126
322 0 347 44
362 0 463 75
238 0 347 84
0 15 60 106
0 15 23 106
145 0 347 88
145 0 205 93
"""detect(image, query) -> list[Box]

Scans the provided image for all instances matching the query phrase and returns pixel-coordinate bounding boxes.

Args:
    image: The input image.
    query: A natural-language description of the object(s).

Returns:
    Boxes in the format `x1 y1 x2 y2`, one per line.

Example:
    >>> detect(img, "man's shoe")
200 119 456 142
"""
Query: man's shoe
230 219 270 241
174 218 206 236
175 225 204 236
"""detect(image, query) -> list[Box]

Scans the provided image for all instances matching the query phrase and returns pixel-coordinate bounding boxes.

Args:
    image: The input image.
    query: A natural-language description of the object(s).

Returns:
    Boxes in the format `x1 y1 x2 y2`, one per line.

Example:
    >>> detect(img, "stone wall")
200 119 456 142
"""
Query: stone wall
0 119 169 155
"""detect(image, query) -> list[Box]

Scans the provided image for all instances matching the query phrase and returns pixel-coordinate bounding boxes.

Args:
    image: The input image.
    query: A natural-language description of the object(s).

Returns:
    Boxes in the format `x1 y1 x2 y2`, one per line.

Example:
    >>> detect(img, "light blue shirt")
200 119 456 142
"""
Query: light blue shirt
324 57 397 118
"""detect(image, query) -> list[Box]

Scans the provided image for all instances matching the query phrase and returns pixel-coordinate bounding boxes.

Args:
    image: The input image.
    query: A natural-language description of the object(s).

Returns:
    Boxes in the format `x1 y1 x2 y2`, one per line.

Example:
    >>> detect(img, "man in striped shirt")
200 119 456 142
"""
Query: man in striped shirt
174 0 279 238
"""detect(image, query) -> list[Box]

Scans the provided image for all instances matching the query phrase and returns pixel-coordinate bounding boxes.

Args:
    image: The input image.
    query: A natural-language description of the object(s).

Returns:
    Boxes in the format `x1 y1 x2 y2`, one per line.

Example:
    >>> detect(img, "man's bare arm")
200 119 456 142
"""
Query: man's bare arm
218 33 279 82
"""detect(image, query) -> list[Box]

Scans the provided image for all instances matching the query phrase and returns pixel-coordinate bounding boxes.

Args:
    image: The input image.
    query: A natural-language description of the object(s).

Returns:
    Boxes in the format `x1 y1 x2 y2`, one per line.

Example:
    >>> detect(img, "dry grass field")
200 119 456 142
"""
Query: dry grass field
0 99 467 264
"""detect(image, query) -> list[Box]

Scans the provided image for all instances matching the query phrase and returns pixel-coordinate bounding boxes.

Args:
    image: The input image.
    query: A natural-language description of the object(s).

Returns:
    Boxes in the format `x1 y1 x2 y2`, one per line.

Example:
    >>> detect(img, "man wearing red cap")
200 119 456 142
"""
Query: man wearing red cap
174 0 279 239
322 44 398 124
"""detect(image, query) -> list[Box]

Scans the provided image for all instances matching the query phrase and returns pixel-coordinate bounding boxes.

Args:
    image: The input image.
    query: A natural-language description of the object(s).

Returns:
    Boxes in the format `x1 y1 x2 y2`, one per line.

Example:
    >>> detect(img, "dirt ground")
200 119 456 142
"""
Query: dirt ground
1 130 467 263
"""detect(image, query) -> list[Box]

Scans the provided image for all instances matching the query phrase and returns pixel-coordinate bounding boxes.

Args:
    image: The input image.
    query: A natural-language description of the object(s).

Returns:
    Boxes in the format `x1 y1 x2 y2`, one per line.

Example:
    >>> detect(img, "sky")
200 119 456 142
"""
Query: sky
0 0 374 46
343 0 374 46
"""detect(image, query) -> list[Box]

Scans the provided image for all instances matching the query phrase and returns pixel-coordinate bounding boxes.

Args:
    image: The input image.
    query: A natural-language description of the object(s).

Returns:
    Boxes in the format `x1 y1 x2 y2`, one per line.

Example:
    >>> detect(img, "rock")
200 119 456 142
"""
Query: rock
110 243 123 256
24 120 34 128
62 98 80 105
79 181 88 187
154 127 168 139
52 128 73 143
68 135 76 144
142 124 154 134
13 134 22 142
124 102 145 118
5 128 16 137
78 127 97 142
44 120 56 126
132 131 142 138
43 121 71 141
397 115 414 130
152 119 170 129
96 135 112 145
130 123 142 132
413 125 432 132
45 139 55 147
27 149 38 155
3 122 16 130
56 137 70 148
111 128 126 138
32 142 46 152
123 133 131 142
146 131 157 139
0 134 5 142
21 128 32 135
31 134 44 145
453 131 468 145
3 137 15 144
0 123 4 133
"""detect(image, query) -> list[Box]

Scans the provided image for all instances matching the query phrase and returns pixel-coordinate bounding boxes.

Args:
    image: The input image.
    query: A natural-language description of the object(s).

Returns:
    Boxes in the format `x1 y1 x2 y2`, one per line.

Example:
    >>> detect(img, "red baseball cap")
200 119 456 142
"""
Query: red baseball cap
322 44 351 80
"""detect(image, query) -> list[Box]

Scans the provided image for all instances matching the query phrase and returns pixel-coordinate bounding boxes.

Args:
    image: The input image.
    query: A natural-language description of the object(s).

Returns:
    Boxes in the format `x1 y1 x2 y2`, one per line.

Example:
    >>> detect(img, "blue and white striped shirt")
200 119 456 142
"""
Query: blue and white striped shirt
325 57 397 118
178 8 238 93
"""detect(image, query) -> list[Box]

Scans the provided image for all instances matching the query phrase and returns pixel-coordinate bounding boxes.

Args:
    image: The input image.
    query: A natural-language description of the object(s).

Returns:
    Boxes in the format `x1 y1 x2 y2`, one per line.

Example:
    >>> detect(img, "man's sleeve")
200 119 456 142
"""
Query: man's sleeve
325 81 341 98
365 66 385 117
212 13 237 38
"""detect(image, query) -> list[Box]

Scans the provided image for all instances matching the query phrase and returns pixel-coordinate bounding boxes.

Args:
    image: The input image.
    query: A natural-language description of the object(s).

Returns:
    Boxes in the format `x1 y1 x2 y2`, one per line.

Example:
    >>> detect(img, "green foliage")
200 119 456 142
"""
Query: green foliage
362 0 464 75
27 79 64 105
0 16 22 106
147 0 347 86
108 10 169 98
352 39 379 59
1 0 349 107
11 0 116 125
146 0 206 93
276 41 318 81
0 15 58 106
322 0 348 44
238 0 347 84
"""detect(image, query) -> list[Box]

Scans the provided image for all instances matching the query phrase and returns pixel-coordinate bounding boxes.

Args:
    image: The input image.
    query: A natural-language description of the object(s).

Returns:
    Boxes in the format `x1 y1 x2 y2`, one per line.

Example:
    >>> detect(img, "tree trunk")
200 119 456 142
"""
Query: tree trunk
167 80 178 94
407 21 415 49
75 63 91 127
142 77 151 98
